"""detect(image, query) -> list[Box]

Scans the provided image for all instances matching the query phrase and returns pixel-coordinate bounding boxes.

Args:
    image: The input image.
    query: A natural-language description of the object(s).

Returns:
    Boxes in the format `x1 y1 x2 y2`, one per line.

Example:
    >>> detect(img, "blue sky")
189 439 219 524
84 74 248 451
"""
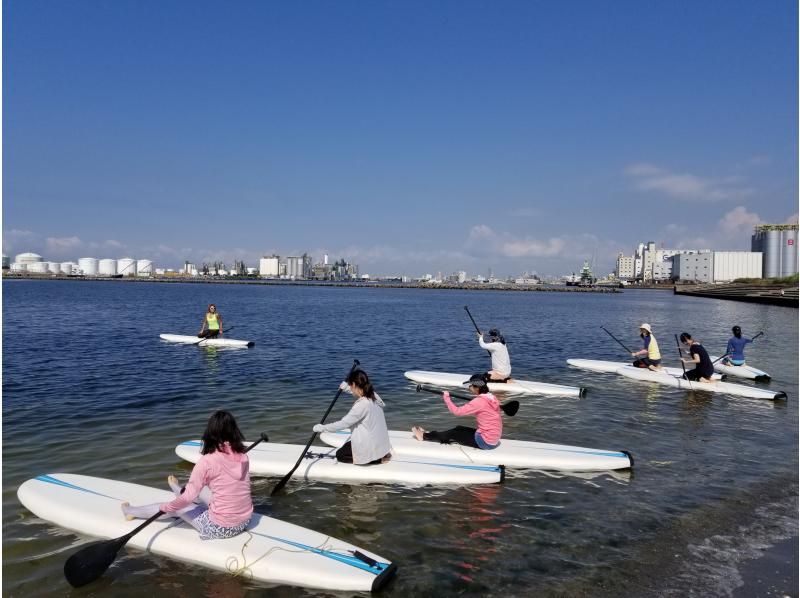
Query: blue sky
3 1 797 276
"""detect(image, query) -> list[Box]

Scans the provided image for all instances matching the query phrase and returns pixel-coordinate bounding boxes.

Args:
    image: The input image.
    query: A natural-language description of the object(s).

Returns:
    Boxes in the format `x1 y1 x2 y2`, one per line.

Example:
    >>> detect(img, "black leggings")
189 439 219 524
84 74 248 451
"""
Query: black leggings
198 329 220 338
684 368 712 381
422 425 479 449
335 441 384 465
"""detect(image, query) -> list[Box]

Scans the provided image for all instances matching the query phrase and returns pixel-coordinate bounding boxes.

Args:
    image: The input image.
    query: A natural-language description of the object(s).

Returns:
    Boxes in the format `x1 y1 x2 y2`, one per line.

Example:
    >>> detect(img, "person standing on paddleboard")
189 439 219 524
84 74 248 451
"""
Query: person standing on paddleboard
121 410 252 540
412 373 502 450
198 304 223 338
478 328 511 382
722 325 753 366
313 369 392 465
631 323 662 371
679 332 716 382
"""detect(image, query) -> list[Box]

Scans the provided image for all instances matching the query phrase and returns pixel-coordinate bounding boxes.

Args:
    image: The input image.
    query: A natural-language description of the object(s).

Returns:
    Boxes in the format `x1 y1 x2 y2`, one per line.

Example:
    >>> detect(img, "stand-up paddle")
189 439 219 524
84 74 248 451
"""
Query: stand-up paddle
270 359 361 496
63 431 270 588
464 306 491 356
675 334 692 389
416 384 520 416
601 326 634 354
195 326 235 345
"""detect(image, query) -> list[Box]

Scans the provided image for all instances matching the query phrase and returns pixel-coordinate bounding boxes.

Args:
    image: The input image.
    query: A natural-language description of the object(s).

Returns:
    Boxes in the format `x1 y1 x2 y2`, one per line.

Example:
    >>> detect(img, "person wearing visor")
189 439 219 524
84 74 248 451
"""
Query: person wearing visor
679 332 715 382
631 323 662 371
478 328 512 382
198 304 223 338
411 373 502 450
722 326 753 366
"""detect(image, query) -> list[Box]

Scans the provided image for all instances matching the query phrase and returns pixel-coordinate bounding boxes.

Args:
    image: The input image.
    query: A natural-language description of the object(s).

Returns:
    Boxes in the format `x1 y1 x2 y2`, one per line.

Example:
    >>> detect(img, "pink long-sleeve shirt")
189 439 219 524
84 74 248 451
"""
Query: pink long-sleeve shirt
442 391 502 445
160 443 253 528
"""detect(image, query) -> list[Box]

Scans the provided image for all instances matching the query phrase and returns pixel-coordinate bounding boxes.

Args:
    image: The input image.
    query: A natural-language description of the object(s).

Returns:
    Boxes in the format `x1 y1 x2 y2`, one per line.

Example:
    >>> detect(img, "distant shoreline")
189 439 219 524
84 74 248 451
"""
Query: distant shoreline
1 273 621 293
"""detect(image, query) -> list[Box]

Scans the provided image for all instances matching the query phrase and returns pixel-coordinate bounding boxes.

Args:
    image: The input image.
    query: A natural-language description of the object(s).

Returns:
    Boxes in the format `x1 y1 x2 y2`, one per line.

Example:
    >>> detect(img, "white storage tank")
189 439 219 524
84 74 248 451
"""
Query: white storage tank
10 262 27 271
14 252 43 266
98 259 117 276
47 261 61 274
136 259 153 276
28 262 49 274
60 262 76 275
117 258 137 277
78 257 99 276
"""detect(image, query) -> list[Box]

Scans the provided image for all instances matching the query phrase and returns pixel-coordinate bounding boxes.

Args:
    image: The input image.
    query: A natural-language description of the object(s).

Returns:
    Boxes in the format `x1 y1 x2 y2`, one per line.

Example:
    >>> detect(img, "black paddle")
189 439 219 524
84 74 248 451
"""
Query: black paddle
464 306 491 356
675 334 693 387
600 326 634 354
270 359 360 496
416 384 520 416
712 331 763 365
195 326 235 345
63 431 270 588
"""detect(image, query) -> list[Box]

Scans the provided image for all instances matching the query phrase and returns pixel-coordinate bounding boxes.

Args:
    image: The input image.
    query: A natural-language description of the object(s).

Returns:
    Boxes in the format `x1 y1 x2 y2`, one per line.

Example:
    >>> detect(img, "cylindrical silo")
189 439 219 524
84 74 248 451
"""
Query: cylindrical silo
14 252 43 266
10 263 27 271
752 225 799 278
136 259 153 276
78 257 99 276
28 262 49 274
60 262 76 275
117 258 137 277
47 261 61 274
98 259 117 276
782 228 798 277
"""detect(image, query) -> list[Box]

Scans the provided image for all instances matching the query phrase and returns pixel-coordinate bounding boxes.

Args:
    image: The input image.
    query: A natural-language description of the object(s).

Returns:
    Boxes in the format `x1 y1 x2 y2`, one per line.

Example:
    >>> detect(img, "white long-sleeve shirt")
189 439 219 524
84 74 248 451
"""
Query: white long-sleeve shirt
318 391 391 465
479 337 511 376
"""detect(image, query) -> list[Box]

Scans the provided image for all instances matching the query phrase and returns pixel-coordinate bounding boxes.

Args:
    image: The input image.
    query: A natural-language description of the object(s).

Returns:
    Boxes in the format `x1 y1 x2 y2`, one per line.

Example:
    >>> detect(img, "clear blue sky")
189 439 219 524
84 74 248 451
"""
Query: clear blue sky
3 0 797 276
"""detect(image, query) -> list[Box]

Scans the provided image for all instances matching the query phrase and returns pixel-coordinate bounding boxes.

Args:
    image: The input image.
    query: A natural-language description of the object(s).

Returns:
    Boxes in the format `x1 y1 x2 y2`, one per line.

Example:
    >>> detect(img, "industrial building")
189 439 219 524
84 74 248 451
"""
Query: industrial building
751 224 798 278
673 251 762 283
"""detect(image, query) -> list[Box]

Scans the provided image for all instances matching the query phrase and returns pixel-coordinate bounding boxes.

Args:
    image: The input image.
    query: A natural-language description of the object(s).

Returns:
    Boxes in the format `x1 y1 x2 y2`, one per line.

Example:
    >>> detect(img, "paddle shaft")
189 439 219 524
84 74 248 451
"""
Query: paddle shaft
675 334 692 387
712 331 764 364
601 327 634 354
195 326 234 344
416 384 519 417
270 359 360 496
464 306 491 356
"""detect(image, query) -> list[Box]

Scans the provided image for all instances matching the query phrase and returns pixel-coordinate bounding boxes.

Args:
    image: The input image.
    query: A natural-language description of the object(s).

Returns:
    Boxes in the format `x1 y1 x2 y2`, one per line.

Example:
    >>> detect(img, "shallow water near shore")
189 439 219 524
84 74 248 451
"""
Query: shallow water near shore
3 280 798 597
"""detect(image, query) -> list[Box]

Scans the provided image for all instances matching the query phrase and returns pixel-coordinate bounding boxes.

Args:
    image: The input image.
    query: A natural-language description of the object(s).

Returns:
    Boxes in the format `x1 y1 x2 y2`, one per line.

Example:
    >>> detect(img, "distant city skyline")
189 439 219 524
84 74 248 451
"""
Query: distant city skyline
3 2 797 277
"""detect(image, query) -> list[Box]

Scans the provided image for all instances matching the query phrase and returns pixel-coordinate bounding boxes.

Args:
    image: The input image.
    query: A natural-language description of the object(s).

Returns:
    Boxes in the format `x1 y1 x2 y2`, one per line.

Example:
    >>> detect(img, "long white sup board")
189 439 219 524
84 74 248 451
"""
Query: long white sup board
709 356 771 382
567 359 724 380
320 430 633 472
616 366 786 400
160 334 254 348
176 441 504 486
404 370 586 398
17 474 397 592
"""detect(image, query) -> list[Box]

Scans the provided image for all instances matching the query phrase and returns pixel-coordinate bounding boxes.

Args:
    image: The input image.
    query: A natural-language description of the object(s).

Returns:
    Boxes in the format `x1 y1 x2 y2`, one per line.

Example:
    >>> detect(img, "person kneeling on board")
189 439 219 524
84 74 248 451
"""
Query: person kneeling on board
412 373 502 450
313 369 392 465
478 328 512 382
121 410 252 540
631 323 662 371
198 303 223 338
679 332 716 383
722 325 752 366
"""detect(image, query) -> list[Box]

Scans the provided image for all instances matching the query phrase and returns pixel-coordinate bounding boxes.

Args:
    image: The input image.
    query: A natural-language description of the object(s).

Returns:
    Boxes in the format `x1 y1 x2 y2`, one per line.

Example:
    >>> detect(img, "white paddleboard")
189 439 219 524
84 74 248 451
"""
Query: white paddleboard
17 474 397 592
709 356 771 382
320 430 633 471
616 366 786 400
567 359 723 380
177 441 504 486
404 370 585 398
160 333 254 348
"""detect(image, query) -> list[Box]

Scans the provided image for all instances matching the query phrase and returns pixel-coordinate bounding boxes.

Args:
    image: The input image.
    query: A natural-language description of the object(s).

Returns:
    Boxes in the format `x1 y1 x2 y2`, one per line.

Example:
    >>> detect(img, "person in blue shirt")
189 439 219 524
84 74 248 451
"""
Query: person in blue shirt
723 326 752 366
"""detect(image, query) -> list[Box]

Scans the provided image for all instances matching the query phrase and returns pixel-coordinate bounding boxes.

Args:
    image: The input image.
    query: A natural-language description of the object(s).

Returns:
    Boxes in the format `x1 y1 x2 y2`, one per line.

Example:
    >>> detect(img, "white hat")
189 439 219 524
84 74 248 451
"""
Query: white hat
639 323 652 333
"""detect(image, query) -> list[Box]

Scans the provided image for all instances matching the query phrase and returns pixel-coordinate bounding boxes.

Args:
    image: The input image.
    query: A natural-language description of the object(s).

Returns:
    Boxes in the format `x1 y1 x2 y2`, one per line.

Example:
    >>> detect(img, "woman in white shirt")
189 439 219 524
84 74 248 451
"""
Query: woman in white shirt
313 369 391 465
478 328 512 382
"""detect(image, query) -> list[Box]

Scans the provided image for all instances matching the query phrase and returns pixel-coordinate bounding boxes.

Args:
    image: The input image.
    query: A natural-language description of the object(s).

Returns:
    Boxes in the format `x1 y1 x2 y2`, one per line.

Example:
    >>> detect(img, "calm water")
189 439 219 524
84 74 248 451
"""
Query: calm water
3 280 798 597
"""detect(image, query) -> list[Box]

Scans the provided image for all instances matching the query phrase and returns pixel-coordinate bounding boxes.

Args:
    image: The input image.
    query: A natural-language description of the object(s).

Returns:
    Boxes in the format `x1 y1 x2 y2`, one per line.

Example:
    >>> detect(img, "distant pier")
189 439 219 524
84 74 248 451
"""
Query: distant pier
674 283 798 307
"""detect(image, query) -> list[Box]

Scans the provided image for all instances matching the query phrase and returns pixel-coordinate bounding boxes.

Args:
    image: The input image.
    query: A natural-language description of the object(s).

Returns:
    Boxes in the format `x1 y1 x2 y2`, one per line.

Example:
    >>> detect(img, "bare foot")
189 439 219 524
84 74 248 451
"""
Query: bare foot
121 502 134 521
167 475 181 494
411 426 425 441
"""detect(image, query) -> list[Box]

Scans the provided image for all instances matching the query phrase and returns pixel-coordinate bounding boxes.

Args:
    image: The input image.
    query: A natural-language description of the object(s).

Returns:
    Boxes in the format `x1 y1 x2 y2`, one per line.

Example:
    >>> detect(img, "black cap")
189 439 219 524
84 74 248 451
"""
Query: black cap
463 373 489 387
732 325 741 334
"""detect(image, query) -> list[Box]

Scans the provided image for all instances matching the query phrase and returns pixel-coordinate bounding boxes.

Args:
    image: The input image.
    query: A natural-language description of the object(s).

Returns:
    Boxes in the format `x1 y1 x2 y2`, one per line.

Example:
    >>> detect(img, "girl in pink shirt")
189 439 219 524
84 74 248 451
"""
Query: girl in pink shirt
412 373 502 449
121 411 253 540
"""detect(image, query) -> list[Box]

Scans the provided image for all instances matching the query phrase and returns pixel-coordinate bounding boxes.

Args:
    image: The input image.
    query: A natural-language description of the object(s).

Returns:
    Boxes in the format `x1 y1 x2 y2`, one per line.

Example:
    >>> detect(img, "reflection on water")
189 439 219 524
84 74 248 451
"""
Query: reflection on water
2 282 797 597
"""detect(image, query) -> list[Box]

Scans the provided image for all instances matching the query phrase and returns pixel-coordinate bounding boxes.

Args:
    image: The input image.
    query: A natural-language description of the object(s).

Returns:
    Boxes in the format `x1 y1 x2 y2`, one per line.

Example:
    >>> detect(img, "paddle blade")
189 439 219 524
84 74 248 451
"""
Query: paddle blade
64 537 126 587
502 401 520 416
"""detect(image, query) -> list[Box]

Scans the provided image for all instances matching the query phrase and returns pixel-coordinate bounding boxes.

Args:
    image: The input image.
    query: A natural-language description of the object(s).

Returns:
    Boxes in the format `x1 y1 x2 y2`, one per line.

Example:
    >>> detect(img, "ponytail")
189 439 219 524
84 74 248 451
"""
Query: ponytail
346 369 375 400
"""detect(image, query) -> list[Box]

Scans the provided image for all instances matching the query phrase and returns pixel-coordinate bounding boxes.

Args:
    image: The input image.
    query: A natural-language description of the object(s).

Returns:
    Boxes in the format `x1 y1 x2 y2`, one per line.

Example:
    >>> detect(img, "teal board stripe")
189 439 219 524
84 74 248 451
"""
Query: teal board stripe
35 475 122 501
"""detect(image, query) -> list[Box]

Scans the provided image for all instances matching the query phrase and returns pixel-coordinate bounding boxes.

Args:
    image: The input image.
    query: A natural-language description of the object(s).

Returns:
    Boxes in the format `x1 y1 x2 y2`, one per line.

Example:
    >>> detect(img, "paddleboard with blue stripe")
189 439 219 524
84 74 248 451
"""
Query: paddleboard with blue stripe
17 474 396 592
176 441 504 486
320 430 633 471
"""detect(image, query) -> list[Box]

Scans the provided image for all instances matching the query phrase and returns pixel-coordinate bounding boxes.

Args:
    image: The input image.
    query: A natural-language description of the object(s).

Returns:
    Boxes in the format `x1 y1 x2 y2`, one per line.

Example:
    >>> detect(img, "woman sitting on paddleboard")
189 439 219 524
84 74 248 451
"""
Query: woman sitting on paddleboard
121 410 252 540
631 323 662 371
679 332 715 382
198 304 223 338
723 325 752 366
313 369 392 465
412 373 502 450
478 328 511 382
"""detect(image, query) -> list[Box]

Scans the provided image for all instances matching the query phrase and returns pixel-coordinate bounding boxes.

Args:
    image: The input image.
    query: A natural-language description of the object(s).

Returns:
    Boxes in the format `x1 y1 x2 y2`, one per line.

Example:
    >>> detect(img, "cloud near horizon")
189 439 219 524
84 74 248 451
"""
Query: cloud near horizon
624 163 756 202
